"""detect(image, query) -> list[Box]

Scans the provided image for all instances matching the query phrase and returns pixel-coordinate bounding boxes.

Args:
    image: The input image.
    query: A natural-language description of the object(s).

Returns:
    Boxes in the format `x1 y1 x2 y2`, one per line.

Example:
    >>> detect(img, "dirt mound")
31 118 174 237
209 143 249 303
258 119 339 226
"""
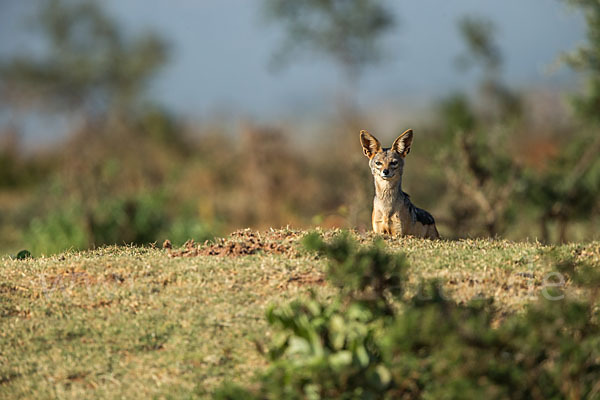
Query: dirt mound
164 228 389 258
166 228 307 257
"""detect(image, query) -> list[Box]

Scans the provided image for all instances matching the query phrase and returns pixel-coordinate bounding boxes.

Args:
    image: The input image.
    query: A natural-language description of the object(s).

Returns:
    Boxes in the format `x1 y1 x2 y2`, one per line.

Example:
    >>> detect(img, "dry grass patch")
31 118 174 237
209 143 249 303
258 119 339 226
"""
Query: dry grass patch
1 230 598 399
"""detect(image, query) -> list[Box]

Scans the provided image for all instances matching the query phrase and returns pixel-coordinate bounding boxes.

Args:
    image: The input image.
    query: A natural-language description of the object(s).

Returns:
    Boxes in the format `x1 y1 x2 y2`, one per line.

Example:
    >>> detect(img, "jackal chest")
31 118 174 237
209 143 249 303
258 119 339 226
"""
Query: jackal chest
372 207 408 236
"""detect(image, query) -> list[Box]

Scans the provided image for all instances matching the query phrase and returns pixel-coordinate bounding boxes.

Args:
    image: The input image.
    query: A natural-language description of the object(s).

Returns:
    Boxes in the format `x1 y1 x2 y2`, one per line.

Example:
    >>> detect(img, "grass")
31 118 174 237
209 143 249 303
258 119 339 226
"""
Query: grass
1 229 599 399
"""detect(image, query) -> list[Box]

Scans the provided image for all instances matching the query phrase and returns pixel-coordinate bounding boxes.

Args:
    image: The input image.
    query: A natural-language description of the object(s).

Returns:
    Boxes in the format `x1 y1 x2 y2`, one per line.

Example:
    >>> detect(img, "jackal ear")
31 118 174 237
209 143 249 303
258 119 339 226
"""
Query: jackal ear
360 130 381 158
392 129 413 157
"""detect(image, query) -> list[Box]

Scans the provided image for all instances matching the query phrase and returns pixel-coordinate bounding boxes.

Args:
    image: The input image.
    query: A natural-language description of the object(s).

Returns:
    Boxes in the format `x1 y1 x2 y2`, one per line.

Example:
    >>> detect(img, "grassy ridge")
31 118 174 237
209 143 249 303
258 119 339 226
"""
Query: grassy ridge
1 231 599 399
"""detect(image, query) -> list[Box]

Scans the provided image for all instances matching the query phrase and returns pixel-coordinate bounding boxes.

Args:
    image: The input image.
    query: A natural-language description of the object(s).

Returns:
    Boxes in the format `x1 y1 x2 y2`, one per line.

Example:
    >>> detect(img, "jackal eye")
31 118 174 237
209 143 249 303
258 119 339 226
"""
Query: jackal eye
390 160 399 166
375 161 382 166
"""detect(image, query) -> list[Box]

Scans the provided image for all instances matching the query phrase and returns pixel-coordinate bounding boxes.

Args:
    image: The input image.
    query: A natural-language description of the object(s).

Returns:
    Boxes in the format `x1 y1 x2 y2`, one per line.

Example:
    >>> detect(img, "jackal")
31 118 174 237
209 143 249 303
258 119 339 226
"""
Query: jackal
360 129 439 239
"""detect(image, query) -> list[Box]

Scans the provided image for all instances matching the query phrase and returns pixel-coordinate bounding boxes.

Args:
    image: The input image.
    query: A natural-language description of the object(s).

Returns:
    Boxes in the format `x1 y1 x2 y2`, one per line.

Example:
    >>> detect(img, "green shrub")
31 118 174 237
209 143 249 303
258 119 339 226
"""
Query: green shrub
303 232 406 315
163 217 217 246
91 191 169 246
216 233 600 400
23 189 218 255
24 203 88 255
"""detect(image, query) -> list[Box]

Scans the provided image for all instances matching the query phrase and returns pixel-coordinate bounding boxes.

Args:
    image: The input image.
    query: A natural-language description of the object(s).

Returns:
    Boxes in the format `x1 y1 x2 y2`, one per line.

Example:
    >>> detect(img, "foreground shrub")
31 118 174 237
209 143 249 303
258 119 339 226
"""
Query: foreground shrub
216 233 600 400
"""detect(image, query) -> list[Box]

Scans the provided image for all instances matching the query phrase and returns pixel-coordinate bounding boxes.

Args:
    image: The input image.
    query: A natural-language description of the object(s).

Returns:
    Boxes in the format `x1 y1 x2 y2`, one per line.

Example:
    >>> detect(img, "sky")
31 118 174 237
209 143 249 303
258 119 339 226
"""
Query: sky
0 0 588 129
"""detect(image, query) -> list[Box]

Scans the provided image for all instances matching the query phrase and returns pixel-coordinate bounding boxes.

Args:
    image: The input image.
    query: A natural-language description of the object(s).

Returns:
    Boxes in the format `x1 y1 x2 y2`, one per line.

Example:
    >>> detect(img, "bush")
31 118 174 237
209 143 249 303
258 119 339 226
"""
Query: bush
216 233 600 400
23 189 219 255
24 203 89 255
163 217 217 246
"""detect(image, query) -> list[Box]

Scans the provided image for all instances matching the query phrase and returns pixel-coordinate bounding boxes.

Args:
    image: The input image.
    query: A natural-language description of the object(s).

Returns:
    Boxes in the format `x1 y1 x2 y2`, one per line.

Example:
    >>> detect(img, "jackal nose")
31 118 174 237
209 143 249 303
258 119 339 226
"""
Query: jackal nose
382 169 390 175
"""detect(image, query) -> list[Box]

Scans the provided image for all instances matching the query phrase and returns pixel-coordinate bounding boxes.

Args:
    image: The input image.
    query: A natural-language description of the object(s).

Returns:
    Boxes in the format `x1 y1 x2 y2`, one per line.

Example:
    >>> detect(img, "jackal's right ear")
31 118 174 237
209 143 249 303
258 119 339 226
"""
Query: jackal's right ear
360 130 381 158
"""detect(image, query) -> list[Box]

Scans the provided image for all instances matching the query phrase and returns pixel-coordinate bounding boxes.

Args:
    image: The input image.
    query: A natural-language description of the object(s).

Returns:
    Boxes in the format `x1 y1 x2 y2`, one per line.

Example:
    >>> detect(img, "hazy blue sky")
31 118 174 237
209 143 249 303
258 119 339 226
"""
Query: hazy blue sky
0 0 587 122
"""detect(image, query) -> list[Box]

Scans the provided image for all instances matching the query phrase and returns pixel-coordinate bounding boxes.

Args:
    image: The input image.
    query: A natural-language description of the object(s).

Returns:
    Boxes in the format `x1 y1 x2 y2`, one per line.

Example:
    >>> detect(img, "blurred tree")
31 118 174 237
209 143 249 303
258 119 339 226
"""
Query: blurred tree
0 0 168 119
456 17 501 74
437 17 522 237
263 0 395 80
457 17 521 121
563 0 600 123
522 0 600 243
0 0 191 253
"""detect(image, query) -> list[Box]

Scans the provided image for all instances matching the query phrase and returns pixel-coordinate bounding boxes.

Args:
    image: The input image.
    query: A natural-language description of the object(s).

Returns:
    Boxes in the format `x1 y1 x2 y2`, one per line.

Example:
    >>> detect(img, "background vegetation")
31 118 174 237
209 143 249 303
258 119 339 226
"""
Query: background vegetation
0 0 599 256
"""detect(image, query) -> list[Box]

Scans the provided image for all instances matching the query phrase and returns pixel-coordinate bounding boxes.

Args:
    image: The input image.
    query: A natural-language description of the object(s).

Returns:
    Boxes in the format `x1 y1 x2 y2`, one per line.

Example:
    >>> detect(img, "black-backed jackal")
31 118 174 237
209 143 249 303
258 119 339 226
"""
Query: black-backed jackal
360 129 439 239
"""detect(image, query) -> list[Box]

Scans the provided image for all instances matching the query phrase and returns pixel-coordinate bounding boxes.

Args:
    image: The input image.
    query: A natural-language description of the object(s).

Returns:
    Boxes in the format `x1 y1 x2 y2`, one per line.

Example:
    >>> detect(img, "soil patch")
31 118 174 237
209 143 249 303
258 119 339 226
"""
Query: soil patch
166 228 308 258
165 228 404 258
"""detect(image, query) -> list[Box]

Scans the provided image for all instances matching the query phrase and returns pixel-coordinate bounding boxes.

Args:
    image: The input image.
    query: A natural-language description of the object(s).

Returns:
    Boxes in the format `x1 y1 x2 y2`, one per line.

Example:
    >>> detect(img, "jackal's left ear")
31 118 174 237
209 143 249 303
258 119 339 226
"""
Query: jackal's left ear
392 129 413 157
360 130 381 158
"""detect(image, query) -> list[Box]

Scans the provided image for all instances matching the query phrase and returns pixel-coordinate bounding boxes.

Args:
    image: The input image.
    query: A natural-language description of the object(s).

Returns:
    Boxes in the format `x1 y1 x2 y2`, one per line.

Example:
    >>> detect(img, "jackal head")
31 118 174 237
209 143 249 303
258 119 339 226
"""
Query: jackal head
360 129 413 181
